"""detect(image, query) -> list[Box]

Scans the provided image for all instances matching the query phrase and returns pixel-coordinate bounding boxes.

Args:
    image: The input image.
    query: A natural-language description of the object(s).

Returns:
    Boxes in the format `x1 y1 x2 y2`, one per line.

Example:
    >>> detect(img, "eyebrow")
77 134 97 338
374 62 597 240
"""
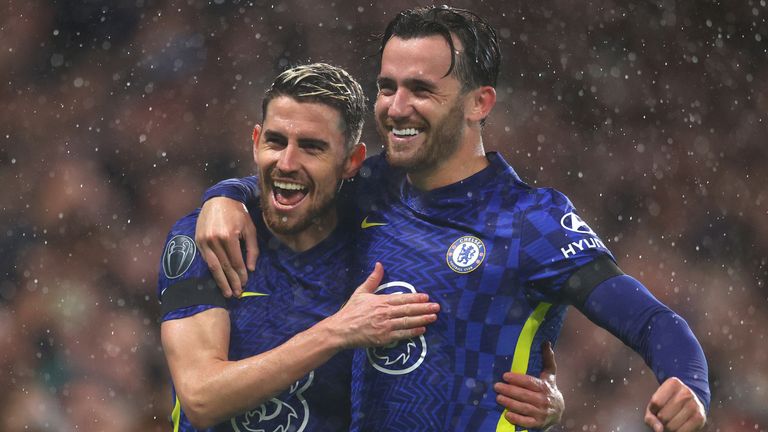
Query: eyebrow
377 76 438 92
297 138 329 149
263 130 329 149
262 130 286 142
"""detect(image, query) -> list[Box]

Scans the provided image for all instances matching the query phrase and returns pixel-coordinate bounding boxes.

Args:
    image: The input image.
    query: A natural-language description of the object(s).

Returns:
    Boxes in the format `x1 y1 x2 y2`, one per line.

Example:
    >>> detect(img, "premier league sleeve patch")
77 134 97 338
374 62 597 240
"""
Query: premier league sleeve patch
162 234 197 279
446 236 486 274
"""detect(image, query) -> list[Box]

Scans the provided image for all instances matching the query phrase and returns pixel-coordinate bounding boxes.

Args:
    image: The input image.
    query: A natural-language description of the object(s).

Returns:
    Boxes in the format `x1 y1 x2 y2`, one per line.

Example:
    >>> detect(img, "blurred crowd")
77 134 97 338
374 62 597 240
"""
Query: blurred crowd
1 0 765 430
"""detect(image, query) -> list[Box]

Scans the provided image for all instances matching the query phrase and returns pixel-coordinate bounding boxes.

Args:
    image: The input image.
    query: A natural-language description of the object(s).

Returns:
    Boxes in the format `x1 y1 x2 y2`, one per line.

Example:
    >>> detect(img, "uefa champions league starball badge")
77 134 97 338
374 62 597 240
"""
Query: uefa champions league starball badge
446 236 486 274
162 234 197 279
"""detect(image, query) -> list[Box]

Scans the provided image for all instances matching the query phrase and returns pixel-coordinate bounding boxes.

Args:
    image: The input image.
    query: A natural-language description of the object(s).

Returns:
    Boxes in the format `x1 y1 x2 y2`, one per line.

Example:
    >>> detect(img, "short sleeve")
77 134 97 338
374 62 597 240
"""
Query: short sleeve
157 209 226 321
519 188 615 303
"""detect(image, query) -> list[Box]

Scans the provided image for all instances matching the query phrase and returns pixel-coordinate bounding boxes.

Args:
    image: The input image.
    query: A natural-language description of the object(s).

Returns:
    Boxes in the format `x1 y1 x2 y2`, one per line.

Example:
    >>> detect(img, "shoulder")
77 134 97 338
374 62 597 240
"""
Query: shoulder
160 210 203 280
518 187 612 266
346 153 403 214
171 208 201 230
527 187 575 213
165 209 201 240
357 153 405 189
158 209 226 319
519 187 579 220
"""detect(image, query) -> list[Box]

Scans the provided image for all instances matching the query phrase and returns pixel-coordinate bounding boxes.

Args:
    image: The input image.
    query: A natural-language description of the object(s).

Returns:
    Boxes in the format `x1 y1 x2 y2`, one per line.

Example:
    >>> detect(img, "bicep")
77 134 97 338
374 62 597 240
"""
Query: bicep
161 308 231 389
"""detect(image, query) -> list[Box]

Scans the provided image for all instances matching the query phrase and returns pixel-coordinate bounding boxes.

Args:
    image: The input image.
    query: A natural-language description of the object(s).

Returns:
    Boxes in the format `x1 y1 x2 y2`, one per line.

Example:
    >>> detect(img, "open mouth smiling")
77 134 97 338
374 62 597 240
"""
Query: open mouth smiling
392 127 422 137
272 180 308 208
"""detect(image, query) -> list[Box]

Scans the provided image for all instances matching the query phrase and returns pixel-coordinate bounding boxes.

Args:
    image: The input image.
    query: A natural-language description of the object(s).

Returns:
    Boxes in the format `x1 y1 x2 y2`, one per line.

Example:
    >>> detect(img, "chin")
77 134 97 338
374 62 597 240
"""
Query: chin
264 210 305 235
385 150 420 170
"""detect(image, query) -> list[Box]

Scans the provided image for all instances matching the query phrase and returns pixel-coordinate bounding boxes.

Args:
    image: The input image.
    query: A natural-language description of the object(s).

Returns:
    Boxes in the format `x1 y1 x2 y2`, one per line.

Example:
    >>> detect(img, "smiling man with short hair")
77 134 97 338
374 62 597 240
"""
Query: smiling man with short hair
159 63 440 431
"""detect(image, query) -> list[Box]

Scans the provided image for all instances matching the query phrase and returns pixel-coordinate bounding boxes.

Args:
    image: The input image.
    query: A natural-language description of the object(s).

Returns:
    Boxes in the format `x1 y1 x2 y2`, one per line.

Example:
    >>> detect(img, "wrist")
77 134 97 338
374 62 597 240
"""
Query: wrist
308 316 348 353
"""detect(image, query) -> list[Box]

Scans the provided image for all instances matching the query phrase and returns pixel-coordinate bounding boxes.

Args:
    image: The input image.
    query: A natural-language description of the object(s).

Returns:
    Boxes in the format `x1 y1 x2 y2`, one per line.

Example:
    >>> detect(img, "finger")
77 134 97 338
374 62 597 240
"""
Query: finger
655 383 703 429
493 380 545 405
644 405 664 432
397 313 437 329
209 240 243 297
501 371 545 393
648 378 680 414
389 300 439 317
540 341 557 376
199 247 233 298
354 262 384 294
384 293 432 307
242 217 259 272
663 402 697 432
502 409 538 429
495 393 539 419
677 414 706 432
391 326 426 341
222 234 248 293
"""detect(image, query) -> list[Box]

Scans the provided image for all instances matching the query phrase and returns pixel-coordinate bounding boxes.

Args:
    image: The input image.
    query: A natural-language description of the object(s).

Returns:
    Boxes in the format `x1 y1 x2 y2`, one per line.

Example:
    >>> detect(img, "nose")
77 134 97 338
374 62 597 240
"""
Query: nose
386 88 413 120
276 143 299 172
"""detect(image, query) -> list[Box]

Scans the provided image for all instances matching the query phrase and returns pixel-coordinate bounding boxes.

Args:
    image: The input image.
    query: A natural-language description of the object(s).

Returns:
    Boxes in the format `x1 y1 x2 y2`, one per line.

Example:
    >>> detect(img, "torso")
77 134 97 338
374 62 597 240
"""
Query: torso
159 213 354 432
348 153 612 431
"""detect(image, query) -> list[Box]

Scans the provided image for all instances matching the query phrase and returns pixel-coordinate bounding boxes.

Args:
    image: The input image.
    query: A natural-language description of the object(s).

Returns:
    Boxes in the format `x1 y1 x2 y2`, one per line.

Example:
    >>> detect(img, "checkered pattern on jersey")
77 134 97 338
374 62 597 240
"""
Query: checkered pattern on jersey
349 153 611 432
159 213 354 431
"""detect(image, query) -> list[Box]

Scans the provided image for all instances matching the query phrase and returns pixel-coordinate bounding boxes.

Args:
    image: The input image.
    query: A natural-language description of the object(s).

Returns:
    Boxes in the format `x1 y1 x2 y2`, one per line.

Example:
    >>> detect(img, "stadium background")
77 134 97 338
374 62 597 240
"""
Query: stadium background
1 0 766 430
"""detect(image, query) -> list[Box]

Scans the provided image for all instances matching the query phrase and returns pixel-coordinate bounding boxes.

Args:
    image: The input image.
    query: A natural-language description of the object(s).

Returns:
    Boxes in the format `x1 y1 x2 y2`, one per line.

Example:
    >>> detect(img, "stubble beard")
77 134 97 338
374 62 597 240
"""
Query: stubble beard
258 172 338 237
380 101 465 175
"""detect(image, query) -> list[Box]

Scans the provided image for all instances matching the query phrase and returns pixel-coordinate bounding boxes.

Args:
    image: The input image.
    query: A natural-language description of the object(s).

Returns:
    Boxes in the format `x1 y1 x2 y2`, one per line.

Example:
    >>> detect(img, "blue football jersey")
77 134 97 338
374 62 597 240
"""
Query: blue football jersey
349 153 614 432
158 209 354 432
201 154 710 428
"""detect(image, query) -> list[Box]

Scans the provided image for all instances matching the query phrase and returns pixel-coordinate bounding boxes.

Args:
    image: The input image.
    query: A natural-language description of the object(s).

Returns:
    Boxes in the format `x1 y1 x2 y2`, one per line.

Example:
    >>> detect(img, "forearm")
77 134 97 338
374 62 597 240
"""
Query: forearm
578 275 711 411
201 176 259 204
164 315 344 428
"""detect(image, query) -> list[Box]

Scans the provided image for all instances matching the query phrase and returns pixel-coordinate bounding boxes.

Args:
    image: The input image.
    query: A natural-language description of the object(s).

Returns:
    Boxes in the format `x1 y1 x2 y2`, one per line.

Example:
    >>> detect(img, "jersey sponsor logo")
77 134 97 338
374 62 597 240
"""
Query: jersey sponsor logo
560 212 596 235
231 371 313 432
162 235 196 279
366 281 427 375
560 237 607 258
360 216 388 229
446 236 486 274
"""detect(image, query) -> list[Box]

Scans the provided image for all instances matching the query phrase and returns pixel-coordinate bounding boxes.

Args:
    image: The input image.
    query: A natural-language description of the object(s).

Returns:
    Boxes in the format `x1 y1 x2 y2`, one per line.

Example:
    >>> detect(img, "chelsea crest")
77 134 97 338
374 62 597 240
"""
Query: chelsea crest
446 236 486 274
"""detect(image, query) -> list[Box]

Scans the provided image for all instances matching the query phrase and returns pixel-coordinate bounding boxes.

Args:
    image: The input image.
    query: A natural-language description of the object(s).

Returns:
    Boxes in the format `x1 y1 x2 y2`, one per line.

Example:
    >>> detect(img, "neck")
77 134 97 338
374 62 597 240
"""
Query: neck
407 133 489 191
271 212 338 253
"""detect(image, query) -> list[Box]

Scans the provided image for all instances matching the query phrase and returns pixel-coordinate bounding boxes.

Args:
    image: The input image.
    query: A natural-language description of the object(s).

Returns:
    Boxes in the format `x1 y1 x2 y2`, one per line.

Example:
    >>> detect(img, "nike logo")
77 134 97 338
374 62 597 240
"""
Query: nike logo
239 292 269 298
361 216 388 229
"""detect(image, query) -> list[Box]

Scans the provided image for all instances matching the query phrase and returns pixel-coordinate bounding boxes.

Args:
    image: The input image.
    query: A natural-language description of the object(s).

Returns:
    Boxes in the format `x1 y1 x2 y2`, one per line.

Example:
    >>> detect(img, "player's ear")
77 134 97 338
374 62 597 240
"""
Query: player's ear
252 125 262 163
342 142 366 179
466 85 496 123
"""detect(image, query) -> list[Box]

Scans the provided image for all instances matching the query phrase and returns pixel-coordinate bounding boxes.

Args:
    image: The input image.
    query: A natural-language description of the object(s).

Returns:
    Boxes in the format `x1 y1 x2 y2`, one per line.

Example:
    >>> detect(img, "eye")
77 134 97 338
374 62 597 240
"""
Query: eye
377 82 395 96
265 136 285 147
413 85 432 97
300 142 325 154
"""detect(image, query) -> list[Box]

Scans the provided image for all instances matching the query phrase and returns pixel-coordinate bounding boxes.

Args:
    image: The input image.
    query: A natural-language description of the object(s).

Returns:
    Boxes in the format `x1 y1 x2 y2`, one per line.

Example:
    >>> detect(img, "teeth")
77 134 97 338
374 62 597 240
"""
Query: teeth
274 181 306 191
392 127 420 137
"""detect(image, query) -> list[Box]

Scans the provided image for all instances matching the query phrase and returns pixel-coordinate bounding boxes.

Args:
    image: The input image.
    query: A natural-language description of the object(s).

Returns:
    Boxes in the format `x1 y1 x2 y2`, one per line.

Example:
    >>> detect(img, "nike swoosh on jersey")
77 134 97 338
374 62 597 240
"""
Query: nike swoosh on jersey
361 216 388 229
239 292 269 298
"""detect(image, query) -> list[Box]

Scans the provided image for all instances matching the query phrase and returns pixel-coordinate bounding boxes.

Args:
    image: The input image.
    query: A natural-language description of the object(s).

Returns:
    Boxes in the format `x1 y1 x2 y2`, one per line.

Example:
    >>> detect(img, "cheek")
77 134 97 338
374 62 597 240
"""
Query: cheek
374 97 388 115
309 162 341 189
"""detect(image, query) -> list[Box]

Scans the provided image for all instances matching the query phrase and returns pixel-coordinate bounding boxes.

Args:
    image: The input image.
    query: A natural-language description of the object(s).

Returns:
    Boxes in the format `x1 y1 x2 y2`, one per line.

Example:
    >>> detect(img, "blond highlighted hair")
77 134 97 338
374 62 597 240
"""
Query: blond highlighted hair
262 63 367 151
